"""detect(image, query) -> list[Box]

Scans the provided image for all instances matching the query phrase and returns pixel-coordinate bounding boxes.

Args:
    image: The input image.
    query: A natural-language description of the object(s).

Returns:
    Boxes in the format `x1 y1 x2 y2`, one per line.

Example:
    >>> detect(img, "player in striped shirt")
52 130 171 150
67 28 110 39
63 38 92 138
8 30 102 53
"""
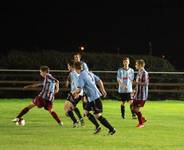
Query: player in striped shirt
72 62 116 135
64 60 85 127
117 57 136 119
12 66 63 126
133 59 149 128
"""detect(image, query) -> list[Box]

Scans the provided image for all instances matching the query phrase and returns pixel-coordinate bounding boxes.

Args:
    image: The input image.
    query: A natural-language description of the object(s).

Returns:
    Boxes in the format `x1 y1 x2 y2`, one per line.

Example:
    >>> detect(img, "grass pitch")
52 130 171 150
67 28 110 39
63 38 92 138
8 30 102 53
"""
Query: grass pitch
0 99 184 150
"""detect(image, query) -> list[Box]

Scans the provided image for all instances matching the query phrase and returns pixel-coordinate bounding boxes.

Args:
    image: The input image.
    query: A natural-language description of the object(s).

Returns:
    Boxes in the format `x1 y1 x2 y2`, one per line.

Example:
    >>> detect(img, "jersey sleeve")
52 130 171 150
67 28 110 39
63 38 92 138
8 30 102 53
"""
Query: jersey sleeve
129 69 134 81
93 73 100 82
47 74 58 82
83 62 89 71
141 72 149 85
117 69 121 81
78 75 85 89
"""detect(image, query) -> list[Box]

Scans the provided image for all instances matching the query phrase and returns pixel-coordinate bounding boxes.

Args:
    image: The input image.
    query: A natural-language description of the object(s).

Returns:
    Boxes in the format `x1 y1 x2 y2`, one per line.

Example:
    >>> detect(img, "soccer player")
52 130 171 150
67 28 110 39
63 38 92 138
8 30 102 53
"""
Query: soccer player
12 66 63 126
132 59 149 128
117 57 136 119
64 60 85 127
73 52 89 109
73 52 89 71
72 62 116 135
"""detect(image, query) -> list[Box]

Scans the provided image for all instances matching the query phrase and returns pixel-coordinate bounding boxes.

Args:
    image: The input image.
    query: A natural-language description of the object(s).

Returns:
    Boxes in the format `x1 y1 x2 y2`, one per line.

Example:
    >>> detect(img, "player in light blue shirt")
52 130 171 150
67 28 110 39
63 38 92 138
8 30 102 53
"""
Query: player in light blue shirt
73 52 89 71
117 57 136 119
78 71 102 102
72 62 116 135
64 60 85 127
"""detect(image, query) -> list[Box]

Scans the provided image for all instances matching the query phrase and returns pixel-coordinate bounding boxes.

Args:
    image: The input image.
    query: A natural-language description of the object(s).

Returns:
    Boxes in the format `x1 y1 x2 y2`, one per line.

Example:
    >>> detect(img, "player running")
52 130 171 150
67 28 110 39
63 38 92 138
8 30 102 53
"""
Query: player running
12 66 63 126
117 57 136 119
132 59 149 128
64 60 85 127
72 62 116 135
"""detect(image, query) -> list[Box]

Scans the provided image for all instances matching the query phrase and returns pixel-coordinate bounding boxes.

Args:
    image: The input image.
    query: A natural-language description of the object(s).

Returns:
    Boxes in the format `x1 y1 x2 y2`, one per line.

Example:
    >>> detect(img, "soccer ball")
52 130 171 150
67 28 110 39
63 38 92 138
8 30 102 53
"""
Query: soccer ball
16 118 26 126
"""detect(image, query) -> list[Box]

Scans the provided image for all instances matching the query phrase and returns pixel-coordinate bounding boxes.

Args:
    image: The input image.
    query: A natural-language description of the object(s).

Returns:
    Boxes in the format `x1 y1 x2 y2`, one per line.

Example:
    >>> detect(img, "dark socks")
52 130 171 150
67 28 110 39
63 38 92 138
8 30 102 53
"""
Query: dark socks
136 111 143 124
130 104 136 117
97 116 114 131
17 107 30 118
67 111 77 123
121 105 125 118
87 113 100 128
133 108 143 124
51 111 61 124
74 107 83 120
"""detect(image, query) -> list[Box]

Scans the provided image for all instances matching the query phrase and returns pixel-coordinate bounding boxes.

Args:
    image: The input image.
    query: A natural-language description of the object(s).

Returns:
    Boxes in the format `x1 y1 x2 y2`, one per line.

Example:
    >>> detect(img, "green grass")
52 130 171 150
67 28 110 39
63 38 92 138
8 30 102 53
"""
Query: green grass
0 99 184 150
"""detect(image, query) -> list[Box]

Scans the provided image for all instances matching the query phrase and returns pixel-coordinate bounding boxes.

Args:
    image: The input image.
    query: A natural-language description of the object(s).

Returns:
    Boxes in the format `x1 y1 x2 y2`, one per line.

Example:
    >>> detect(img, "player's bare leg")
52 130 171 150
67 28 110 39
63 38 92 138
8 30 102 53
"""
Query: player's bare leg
12 103 36 122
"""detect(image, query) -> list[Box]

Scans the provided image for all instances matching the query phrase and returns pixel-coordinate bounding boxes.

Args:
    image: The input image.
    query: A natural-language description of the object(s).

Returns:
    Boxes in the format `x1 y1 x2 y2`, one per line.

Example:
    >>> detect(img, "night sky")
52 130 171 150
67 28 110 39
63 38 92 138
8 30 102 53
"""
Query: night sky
0 1 184 70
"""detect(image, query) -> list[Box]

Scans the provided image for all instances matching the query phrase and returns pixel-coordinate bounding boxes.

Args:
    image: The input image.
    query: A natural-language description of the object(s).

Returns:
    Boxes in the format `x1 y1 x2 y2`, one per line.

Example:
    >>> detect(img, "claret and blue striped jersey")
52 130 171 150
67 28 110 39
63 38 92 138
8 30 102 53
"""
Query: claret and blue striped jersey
39 74 58 102
135 68 149 101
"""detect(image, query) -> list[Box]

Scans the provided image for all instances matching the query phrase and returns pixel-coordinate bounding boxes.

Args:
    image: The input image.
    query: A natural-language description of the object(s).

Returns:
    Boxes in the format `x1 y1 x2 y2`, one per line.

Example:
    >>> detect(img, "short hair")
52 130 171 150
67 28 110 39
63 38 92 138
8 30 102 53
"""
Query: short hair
136 59 145 67
74 62 82 70
40 65 49 73
67 60 74 67
122 57 130 61
73 52 81 58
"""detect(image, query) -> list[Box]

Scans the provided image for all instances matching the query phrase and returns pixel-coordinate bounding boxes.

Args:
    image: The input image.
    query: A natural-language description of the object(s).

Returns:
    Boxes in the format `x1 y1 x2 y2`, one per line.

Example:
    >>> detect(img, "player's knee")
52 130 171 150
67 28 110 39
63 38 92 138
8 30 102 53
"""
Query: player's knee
121 102 125 106
64 101 74 111
130 103 134 108
133 108 138 113
47 108 53 113
94 113 102 119
27 104 35 109
64 106 70 112
84 110 90 117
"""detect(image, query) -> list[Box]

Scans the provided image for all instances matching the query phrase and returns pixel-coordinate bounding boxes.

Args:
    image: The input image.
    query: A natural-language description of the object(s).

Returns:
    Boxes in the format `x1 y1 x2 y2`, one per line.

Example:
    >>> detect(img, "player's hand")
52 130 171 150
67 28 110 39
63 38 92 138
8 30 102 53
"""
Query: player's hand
74 93 80 99
120 83 125 89
124 85 128 91
23 85 33 90
65 80 69 88
71 91 78 99
101 90 107 98
133 80 138 85
54 82 59 94
82 96 88 103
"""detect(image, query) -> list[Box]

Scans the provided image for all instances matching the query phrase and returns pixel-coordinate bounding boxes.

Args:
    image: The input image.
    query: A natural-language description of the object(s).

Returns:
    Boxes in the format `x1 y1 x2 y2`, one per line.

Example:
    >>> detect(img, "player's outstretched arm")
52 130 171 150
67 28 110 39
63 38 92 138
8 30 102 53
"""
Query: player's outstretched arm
96 80 107 97
71 88 81 99
23 82 43 90
54 80 60 94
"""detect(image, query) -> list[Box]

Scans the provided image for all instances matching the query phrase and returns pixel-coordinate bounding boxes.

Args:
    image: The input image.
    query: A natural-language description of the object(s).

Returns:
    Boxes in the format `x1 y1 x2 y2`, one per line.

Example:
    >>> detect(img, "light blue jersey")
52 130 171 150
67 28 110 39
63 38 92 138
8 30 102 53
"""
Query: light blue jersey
117 68 134 93
78 70 101 102
69 70 79 92
81 61 89 71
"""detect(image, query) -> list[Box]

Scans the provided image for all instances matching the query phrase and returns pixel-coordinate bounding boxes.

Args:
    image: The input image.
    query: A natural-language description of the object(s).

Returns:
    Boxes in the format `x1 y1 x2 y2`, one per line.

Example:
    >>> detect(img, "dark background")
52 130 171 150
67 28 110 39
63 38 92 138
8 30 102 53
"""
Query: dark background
0 1 184 70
